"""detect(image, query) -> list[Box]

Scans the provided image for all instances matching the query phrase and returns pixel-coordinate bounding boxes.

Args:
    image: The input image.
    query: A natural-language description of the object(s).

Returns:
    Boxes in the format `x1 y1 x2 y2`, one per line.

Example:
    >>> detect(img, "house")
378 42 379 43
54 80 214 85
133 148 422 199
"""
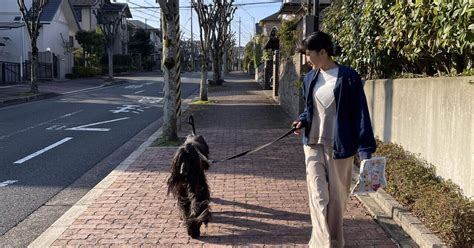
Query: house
0 0 81 81
128 19 162 68
258 11 280 37
71 0 102 31
97 0 132 55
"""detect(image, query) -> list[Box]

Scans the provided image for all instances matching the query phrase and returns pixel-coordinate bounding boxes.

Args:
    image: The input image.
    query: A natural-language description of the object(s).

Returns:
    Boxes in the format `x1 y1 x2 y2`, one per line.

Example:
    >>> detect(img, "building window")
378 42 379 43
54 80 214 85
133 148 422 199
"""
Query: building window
74 7 82 22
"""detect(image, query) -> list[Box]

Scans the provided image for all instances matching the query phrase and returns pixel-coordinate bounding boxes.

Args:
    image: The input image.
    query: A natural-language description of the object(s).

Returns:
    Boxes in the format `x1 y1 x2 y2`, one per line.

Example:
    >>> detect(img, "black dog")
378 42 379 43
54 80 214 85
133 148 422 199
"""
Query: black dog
167 116 211 239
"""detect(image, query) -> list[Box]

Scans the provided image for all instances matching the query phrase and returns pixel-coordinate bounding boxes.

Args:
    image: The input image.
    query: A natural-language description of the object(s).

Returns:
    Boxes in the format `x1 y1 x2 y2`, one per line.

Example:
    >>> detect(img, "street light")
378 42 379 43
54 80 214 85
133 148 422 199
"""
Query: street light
46 47 53 79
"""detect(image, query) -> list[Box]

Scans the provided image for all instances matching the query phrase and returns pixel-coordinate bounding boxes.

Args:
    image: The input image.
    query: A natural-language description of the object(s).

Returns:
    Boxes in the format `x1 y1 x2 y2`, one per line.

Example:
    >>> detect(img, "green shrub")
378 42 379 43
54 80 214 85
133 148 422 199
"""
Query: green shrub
277 18 300 60
72 66 102 78
375 140 473 247
322 0 473 78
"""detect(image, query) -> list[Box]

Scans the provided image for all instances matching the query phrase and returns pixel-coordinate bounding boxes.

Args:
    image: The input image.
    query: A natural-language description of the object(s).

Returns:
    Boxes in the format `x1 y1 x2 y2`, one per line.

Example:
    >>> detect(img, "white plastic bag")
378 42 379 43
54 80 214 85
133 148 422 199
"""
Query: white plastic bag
351 157 387 194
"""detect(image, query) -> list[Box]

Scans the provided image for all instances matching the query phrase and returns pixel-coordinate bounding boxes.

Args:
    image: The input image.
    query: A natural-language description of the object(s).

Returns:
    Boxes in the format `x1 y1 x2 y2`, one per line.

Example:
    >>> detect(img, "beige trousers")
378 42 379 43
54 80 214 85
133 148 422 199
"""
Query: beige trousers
304 144 354 248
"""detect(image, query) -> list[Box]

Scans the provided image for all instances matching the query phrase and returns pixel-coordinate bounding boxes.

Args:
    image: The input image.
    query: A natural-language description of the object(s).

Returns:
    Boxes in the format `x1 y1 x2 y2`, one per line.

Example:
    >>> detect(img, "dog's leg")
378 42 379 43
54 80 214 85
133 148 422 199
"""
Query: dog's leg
177 196 190 221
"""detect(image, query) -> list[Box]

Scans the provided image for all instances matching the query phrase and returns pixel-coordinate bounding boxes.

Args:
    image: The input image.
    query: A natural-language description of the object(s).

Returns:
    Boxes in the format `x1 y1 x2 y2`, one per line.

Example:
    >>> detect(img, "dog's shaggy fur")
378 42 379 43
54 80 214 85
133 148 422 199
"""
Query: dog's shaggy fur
167 130 211 239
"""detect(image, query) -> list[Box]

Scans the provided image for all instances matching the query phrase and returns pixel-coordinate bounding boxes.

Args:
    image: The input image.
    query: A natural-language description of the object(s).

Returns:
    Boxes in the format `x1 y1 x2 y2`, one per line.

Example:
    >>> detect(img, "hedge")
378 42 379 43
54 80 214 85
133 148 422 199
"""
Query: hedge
374 139 473 247
322 0 473 79
71 66 102 78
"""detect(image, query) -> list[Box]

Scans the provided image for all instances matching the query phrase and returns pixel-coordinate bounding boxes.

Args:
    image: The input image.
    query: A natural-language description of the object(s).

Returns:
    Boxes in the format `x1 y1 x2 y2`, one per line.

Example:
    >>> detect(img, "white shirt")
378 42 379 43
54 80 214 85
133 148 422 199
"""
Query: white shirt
313 66 339 108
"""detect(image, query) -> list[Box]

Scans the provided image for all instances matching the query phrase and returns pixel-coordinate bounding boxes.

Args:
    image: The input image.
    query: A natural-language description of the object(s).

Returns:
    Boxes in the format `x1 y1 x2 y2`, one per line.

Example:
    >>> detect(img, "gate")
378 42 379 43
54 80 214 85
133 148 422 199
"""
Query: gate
0 61 21 83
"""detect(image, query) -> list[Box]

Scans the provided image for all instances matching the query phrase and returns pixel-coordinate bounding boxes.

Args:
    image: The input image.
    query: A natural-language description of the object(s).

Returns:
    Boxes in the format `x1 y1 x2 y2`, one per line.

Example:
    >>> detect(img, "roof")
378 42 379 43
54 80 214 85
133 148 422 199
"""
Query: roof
260 11 280 23
0 22 25 30
39 0 62 22
100 2 132 18
37 0 80 31
128 20 157 30
279 2 303 14
70 0 99 6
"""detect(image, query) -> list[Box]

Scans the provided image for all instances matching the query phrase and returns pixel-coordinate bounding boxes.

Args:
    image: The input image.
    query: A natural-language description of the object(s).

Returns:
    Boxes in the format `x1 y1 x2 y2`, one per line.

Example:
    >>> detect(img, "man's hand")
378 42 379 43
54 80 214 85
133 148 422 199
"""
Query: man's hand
292 121 303 135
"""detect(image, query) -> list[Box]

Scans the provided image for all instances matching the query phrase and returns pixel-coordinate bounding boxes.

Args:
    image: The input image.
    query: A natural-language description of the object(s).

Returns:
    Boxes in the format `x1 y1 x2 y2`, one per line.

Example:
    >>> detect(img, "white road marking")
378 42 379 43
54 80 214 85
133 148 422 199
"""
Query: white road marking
0 180 19 187
65 117 129 132
125 85 143 89
145 82 154 86
14 137 73 164
64 86 103 95
110 105 148 114
0 110 83 140
46 125 67 130
138 97 163 104
133 90 145 95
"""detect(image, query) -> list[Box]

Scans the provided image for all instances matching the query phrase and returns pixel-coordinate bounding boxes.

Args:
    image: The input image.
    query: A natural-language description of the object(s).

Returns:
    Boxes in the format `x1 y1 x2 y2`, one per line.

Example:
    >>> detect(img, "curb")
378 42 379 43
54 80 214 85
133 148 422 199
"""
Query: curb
351 171 446 248
29 87 199 248
370 189 446 248
0 92 60 108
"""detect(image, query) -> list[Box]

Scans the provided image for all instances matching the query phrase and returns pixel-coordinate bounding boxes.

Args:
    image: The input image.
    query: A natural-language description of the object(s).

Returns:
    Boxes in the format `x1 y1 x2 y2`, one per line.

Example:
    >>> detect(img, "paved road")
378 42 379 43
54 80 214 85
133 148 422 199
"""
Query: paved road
0 73 199 245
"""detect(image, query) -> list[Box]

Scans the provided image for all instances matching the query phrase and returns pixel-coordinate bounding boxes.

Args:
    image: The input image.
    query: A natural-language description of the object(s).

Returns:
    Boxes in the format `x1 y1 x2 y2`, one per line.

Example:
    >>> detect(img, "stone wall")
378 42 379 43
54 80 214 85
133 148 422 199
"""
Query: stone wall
277 54 305 119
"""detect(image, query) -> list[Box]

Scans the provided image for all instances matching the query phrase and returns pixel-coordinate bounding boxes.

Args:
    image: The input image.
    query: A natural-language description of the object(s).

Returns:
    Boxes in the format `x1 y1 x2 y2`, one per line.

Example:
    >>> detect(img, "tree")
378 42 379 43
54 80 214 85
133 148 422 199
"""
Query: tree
157 0 180 141
128 28 153 58
75 30 104 67
209 0 236 85
192 0 218 101
17 0 49 93
96 1 124 80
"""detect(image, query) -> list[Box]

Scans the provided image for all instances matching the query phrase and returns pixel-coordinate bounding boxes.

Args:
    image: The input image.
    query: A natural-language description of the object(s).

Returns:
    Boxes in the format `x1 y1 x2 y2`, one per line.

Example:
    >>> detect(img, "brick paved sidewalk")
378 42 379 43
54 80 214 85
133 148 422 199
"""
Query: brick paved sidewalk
37 73 396 247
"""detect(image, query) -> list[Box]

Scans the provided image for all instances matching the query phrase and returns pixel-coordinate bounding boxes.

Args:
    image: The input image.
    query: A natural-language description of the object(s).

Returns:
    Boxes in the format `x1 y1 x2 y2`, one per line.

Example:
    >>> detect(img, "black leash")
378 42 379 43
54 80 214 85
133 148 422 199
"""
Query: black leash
194 126 298 164
209 126 297 164
187 114 299 164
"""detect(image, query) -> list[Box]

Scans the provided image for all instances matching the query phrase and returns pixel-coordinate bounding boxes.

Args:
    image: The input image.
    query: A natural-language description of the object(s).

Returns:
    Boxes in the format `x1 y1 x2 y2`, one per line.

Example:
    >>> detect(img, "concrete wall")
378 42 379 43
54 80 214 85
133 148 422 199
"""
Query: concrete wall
364 77 474 198
277 69 473 197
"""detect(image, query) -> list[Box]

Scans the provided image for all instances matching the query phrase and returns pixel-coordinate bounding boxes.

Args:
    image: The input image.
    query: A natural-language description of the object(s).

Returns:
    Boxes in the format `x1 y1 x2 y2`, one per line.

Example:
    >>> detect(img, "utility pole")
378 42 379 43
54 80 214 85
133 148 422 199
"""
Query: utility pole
238 16 241 71
313 0 319 31
190 0 194 71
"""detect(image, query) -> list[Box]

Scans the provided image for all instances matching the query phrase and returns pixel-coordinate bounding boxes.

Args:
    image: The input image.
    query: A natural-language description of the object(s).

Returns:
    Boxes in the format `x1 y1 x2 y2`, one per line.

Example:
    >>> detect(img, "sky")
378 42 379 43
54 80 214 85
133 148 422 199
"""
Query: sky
114 0 282 47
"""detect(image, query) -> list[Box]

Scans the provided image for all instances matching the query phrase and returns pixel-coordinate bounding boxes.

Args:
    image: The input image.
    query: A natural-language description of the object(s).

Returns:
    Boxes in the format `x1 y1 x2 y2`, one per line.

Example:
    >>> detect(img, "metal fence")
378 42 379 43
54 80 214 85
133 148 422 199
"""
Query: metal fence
0 60 55 84
23 61 54 80
0 61 21 83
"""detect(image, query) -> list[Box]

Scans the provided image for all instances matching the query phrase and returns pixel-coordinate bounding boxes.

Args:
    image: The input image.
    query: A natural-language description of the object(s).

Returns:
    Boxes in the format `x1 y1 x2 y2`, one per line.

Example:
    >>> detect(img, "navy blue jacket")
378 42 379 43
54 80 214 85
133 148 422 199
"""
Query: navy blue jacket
298 65 376 160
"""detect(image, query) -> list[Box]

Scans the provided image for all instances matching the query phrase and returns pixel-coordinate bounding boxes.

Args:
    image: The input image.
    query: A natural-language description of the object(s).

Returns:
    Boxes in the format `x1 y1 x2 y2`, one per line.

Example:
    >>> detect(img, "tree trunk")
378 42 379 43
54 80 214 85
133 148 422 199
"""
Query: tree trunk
223 50 228 75
107 47 113 80
30 43 39 93
160 4 179 142
200 60 208 101
83 48 87 67
211 49 221 85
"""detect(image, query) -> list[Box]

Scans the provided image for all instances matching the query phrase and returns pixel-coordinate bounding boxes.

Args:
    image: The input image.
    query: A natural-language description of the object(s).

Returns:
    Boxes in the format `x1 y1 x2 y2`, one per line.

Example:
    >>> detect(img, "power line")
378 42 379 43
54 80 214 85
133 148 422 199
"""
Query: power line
129 1 281 9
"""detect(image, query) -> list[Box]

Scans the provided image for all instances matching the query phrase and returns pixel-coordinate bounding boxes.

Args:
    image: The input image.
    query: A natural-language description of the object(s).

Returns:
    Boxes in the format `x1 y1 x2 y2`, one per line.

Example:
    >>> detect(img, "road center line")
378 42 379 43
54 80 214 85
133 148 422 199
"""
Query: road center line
0 110 83 140
133 90 145 95
14 137 73 164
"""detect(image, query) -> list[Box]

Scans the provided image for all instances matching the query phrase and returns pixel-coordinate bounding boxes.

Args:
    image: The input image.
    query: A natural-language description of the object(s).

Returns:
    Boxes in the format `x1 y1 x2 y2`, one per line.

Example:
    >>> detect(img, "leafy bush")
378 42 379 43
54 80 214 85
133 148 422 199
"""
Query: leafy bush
322 0 473 78
72 66 102 78
277 18 300 60
375 140 473 247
